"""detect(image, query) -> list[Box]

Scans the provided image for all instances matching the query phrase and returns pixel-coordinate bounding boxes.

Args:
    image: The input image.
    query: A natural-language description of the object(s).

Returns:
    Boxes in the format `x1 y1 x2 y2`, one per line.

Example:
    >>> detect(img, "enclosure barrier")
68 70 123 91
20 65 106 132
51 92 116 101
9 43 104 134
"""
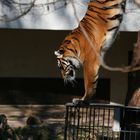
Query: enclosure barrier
64 103 140 140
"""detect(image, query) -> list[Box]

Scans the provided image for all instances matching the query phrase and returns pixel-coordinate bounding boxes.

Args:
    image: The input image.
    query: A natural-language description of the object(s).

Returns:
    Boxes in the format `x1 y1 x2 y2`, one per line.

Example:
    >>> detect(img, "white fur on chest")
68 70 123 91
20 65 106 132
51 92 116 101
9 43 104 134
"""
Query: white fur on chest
101 28 119 56
105 29 118 49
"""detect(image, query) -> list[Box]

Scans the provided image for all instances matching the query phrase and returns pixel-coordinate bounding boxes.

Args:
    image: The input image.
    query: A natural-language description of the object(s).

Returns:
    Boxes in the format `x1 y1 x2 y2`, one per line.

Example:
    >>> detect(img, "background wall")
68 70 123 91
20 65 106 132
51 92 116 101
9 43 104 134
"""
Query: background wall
0 0 140 31
0 29 69 77
0 29 138 104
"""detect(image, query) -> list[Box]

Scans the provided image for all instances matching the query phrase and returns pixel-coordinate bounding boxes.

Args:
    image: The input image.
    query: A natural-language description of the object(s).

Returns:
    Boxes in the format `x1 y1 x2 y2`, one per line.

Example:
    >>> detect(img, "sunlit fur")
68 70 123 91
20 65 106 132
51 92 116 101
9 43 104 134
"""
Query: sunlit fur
55 0 126 103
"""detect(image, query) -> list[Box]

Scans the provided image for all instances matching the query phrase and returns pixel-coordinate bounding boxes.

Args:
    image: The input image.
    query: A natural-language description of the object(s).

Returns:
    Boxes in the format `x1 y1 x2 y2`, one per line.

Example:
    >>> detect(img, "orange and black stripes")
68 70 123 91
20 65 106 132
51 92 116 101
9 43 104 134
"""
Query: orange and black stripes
55 0 126 102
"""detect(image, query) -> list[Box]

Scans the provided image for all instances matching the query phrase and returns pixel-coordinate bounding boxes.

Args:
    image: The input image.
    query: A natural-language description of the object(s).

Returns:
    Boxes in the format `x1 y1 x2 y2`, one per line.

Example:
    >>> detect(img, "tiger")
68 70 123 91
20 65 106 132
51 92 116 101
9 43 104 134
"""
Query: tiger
54 0 126 104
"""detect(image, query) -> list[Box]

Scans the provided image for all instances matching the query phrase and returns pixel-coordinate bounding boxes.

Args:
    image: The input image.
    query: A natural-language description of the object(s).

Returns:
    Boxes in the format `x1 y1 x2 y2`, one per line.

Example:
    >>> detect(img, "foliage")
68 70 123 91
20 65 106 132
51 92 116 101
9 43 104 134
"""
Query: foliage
15 124 63 140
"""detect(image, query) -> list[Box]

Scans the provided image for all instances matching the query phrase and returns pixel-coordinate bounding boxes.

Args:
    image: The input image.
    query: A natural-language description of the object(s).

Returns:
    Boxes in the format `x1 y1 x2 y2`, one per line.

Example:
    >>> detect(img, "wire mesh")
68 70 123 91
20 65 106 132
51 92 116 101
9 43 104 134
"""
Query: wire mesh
64 103 140 140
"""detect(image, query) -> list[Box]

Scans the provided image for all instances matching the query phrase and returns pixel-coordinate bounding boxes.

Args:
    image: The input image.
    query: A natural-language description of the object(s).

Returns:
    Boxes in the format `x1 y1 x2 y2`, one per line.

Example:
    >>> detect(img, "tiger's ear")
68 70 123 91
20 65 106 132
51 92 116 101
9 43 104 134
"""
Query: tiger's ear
54 50 64 57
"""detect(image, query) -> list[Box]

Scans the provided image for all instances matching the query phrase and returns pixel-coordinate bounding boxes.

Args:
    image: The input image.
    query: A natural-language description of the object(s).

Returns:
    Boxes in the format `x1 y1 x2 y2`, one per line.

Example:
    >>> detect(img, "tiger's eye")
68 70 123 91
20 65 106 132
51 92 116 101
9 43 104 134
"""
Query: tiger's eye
59 50 64 54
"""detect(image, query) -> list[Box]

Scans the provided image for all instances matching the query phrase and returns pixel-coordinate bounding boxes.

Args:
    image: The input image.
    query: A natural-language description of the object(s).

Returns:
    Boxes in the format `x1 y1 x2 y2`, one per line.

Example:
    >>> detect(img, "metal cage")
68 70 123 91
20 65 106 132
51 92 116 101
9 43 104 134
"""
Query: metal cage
64 103 140 140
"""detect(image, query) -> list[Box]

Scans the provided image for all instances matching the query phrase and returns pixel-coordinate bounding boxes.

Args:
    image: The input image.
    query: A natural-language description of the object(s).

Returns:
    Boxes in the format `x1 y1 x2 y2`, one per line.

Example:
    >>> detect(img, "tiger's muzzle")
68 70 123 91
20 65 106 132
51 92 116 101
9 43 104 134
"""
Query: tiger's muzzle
63 64 76 83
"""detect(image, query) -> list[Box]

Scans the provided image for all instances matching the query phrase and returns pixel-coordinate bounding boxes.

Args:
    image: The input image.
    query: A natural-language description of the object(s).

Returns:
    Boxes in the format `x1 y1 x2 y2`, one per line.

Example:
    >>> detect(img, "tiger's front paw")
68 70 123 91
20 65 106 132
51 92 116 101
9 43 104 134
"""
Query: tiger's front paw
72 98 89 106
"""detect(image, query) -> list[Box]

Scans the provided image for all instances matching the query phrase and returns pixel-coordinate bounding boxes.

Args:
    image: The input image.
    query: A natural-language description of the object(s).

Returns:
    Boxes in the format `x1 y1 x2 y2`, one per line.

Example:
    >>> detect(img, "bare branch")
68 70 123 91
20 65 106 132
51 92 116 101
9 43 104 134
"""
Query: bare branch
0 0 36 22
128 87 140 107
100 31 140 73
0 0 69 22
131 31 140 66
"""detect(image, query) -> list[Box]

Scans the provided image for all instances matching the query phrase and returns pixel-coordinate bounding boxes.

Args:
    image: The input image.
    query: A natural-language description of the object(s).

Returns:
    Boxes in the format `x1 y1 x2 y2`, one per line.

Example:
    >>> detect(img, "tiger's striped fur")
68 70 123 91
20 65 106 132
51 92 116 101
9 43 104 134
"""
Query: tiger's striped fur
54 0 126 104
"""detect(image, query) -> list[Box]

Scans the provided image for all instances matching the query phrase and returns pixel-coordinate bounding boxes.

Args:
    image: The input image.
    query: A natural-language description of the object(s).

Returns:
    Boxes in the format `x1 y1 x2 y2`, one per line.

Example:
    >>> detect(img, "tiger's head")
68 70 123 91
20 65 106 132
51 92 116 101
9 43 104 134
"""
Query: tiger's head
54 49 80 83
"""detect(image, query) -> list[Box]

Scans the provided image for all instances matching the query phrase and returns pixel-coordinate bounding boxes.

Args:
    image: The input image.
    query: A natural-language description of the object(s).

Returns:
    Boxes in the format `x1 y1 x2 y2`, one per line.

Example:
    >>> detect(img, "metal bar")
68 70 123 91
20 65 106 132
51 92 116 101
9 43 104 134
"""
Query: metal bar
112 107 121 132
65 103 140 140
80 107 84 139
76 107 80 140
64 105 69 140
88 107 92 140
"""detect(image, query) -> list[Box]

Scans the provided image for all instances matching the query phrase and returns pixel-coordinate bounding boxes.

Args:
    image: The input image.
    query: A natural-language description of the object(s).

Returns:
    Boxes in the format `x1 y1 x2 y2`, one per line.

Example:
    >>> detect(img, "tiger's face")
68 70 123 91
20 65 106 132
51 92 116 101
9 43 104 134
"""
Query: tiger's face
54 50 80 83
